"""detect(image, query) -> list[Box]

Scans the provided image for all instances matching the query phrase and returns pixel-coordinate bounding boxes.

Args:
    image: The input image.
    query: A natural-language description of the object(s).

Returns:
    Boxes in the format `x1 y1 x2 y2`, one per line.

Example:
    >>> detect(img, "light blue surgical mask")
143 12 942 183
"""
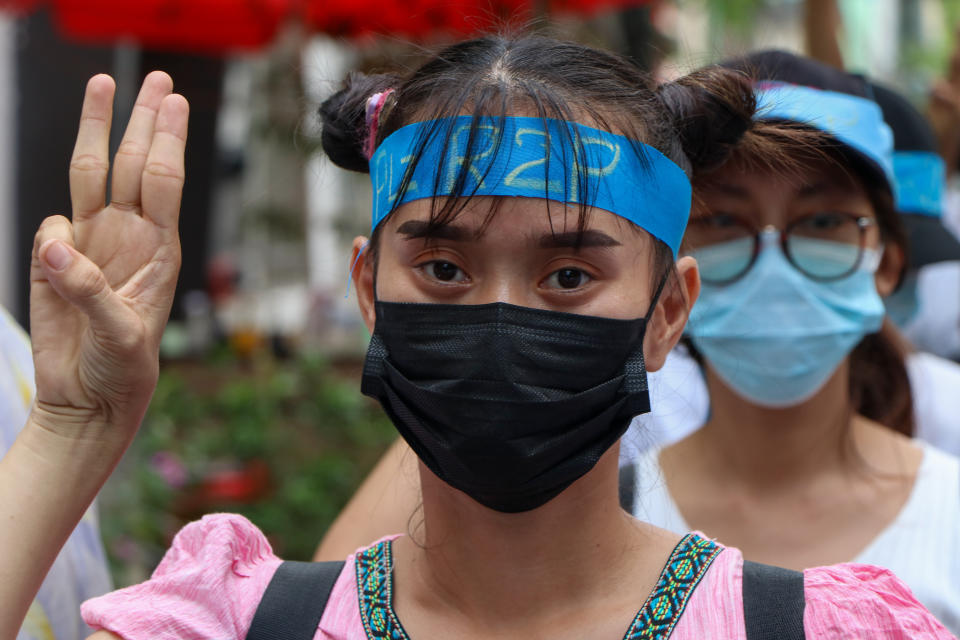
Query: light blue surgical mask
884 270 920 329
687 231 885 408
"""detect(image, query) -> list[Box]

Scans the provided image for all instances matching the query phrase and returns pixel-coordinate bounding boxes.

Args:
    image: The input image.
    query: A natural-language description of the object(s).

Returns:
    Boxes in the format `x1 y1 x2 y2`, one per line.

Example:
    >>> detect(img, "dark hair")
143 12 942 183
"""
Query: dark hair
844 159 913 435
695 50 914 436
319 32 757 292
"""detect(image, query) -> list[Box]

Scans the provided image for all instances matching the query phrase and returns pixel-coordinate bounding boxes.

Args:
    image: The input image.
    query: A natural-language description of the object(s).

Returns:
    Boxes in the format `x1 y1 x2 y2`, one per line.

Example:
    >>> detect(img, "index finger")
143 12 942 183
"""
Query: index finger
69 74 115 220
140 93 189 235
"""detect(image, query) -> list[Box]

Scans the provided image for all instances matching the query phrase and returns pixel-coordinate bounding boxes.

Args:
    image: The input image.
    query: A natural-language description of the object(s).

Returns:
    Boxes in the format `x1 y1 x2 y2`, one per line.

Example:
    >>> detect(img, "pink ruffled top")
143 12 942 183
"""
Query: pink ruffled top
82 513 954 639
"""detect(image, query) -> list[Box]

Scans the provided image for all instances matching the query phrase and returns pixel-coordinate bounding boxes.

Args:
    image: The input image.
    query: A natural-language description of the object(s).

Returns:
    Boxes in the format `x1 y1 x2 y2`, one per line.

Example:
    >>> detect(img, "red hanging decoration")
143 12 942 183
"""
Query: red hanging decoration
0 0 45 15
53 0 292 54
305 0 652 40
10 0 655 51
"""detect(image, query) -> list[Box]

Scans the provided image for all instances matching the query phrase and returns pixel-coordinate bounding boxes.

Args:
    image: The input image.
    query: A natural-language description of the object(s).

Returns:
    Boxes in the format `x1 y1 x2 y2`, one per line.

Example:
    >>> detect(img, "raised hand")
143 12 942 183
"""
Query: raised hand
29 71 188 444
0 72 188 640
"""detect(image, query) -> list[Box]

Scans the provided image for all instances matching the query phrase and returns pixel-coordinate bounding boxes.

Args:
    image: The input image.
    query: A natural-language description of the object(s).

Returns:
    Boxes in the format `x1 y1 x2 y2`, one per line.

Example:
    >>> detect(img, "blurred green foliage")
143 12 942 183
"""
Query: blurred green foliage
98 351 395 584
701 0 769 34
900 0 960 102
945 0 960 29
679 0 958 103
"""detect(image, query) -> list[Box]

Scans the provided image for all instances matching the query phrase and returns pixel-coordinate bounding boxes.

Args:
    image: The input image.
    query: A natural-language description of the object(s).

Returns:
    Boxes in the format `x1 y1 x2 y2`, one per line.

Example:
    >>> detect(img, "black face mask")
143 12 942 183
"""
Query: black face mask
361 296 659 513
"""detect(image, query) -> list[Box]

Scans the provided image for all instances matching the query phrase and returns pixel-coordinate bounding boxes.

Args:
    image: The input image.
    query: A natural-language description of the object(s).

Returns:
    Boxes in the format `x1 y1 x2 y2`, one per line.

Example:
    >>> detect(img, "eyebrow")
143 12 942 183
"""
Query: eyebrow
709 181 845 200
395 220 621 249
708 183 750 198
397 220 473 241
538 230 621 249
796 181 841 198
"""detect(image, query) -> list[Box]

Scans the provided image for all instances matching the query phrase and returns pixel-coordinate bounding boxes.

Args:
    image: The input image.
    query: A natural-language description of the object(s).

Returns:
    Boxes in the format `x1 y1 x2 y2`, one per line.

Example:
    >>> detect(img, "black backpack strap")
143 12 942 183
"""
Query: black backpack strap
619 462 637 513
246 560 345 640
742 560 806 640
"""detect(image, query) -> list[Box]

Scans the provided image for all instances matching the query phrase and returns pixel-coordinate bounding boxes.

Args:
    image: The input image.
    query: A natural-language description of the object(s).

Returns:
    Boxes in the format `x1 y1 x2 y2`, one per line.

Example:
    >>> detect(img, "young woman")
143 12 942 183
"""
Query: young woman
311 60 960 574
630 50 960 633
2 36 953 639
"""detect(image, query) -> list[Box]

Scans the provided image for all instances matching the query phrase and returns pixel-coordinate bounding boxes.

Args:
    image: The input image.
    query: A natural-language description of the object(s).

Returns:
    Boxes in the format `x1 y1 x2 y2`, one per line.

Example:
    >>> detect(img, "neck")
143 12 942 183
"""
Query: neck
695 361 854 486
401 446 650 625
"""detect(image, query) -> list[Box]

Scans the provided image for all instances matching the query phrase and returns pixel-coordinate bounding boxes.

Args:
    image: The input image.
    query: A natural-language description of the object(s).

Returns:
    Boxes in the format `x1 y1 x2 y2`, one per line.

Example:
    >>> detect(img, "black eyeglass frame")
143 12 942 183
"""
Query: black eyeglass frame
687 212 879 286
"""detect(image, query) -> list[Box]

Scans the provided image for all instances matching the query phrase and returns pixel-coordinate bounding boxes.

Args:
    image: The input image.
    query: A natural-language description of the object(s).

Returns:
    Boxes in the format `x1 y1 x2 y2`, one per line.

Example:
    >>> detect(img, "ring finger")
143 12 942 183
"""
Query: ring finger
109 71 173 211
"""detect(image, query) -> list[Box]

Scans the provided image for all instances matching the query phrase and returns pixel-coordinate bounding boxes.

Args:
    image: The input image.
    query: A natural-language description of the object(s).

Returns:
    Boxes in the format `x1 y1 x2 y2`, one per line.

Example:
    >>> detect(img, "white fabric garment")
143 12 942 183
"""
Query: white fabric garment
911 185 960 360
903 261 960 361
0 307 113 640
628 442 960 635
618 344 709 467
909 352 960 456
944 182 960 241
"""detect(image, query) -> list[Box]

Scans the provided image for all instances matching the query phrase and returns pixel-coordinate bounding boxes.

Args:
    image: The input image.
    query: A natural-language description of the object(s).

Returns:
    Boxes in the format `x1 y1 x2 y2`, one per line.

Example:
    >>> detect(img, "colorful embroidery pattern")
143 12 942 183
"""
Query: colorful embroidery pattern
355 534 720 640
623 534 722 640
356 539 411 640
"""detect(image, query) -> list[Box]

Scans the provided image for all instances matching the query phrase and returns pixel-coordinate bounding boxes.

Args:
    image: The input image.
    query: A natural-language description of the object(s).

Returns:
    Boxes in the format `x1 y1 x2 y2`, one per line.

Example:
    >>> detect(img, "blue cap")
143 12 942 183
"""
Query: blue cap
755 82 896 193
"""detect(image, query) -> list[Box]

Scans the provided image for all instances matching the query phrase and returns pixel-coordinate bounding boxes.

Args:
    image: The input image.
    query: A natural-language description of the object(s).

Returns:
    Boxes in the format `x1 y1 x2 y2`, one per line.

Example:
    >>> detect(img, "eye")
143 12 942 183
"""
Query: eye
420 260 468 283
687 212 752 249
544 267 591 290
701 212 744 229
803 212 849 230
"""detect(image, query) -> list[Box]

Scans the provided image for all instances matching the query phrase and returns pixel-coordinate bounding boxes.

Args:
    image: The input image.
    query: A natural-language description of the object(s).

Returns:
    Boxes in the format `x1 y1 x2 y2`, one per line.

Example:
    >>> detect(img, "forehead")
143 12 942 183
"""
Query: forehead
698 155 867 201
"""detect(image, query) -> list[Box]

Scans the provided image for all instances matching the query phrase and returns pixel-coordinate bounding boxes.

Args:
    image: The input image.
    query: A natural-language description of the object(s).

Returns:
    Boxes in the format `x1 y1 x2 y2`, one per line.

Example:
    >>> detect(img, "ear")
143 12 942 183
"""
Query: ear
643 256 700 372
350 236 376 333
875 241 905 297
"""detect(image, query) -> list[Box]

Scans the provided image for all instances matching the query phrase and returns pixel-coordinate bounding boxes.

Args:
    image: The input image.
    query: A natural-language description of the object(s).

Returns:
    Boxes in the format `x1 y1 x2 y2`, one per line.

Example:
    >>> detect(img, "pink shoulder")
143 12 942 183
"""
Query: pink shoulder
82 513 283 640
803 563 954 639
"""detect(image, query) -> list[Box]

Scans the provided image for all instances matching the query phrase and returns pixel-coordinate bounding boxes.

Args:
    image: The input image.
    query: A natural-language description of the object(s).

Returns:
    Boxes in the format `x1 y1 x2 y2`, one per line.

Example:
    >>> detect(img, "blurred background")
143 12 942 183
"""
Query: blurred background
1 0 959 584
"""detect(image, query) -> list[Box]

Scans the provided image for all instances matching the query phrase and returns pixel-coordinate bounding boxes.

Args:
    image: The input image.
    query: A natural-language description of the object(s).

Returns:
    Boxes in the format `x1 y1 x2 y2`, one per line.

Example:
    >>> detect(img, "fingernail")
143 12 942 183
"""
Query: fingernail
44 241 73 271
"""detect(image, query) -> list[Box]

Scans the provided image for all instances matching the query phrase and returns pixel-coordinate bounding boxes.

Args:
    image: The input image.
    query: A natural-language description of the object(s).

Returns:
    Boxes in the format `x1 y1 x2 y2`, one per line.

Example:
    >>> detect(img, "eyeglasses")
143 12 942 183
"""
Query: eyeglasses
685 212 878 285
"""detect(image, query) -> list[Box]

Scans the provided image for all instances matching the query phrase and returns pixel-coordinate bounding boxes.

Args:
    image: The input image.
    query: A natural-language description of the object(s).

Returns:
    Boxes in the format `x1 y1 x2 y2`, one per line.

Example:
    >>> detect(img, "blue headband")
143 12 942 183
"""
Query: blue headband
369 116 692 256
755 83 896 191
893 151 945 218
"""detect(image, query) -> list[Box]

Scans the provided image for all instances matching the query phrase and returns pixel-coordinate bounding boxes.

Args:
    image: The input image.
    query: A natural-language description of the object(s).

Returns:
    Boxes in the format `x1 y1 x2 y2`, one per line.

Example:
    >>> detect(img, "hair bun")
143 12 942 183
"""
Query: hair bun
320 71 400 174
656 67 756 174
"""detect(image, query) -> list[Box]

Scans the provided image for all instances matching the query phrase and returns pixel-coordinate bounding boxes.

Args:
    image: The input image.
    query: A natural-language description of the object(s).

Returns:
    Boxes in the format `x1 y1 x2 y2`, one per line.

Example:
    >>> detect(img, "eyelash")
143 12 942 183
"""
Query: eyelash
414 258 596 294
541 267 593 291
416 259 469 285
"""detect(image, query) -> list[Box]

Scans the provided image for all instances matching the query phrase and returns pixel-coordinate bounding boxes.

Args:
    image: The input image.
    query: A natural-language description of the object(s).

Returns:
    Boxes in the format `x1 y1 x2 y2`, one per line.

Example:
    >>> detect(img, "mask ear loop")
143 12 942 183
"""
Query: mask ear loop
862 242 885 273
643 268 672 324
622 268 670 398
344 240 369 299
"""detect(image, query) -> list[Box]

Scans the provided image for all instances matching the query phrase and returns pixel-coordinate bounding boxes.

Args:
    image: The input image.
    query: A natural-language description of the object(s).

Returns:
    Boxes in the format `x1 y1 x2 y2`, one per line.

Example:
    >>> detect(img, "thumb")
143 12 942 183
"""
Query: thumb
39 239 137 338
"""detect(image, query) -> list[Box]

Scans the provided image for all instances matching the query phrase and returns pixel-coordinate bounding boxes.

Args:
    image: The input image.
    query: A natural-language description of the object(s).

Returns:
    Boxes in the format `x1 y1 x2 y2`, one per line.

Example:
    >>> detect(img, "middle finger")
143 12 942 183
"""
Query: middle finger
109 71 173 210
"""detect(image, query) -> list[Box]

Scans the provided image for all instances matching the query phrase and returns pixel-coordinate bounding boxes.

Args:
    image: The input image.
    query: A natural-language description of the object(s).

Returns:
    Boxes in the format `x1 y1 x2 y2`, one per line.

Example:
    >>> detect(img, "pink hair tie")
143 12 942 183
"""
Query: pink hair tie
364 89 395 160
